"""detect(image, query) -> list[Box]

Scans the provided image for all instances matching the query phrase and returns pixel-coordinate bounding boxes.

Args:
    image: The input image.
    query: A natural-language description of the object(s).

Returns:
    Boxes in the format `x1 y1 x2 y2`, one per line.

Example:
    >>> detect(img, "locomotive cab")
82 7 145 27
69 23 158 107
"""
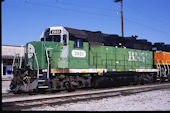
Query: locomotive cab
40 26 69 46
26 26 70 72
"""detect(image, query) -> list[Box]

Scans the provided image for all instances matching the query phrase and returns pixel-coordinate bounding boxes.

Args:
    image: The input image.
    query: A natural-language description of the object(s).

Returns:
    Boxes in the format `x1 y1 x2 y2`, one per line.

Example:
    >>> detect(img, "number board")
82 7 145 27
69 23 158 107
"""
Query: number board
51 30 61 35
72 50 86 58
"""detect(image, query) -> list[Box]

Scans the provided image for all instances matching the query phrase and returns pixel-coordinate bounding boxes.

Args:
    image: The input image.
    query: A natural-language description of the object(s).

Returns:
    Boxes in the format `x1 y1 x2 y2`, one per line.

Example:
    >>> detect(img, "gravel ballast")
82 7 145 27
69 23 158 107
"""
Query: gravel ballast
28 89 170 111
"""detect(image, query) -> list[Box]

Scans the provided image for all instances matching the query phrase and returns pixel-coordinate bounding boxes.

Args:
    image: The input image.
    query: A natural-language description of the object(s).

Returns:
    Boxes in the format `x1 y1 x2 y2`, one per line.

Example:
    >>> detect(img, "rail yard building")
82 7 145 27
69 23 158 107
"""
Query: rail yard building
1 45 25 78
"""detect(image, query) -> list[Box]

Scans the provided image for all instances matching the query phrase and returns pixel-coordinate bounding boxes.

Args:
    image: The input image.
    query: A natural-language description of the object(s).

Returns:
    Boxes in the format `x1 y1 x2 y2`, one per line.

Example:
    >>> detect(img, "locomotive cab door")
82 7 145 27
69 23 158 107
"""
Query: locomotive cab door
61 34 69 58
57 27 69 68
41 27 69 68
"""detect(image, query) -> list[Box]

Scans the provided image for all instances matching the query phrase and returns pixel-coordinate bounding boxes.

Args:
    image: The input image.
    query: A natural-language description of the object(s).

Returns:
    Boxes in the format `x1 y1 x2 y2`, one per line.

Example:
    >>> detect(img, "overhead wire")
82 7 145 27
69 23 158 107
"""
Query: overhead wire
25 1 119 20
56 0 170 26
124 17 170 35
55 0 117 12
125 5 170 27
24 0 170 36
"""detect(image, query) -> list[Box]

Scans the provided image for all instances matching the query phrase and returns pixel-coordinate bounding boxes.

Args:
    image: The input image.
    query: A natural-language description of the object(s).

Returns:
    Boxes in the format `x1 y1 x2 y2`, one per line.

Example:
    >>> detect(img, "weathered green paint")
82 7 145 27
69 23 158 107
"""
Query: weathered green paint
89 45 153 71
27 40 153 72
68 41 89 69
27 41 62 69
58 58 68 68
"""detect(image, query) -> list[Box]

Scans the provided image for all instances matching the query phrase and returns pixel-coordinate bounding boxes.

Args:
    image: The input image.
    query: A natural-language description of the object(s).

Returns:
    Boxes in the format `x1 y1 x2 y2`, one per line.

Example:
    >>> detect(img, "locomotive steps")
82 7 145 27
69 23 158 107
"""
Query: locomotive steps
2 83 170 111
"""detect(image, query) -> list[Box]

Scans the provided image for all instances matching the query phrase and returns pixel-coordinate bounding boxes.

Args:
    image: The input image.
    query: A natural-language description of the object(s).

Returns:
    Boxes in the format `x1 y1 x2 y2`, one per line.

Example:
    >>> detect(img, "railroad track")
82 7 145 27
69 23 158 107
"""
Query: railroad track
1 82 166 98
2 83 170 111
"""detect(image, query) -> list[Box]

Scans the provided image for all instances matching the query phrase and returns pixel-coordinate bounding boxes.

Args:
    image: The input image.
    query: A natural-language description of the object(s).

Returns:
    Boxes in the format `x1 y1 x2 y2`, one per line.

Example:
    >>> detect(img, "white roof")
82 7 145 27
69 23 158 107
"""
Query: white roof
2 45 25 58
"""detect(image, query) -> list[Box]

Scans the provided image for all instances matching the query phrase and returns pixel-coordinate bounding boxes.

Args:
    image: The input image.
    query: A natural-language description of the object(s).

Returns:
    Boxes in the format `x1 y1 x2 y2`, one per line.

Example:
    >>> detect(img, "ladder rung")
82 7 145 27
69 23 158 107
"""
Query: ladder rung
39 74 43 76
38 86 49 88
38 74 43 78
38 80 45 82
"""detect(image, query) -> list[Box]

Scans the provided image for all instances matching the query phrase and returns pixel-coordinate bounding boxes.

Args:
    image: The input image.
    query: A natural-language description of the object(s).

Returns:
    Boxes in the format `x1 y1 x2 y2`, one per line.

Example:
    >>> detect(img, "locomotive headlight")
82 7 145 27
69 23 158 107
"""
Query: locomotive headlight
27 44 35 58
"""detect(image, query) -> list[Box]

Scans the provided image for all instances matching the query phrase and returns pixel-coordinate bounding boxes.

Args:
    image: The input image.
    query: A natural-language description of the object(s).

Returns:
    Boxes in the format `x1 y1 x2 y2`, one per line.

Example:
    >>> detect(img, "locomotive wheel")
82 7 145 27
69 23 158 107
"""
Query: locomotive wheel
92 77 99 89
10 80 17 90
65 81 74 92
133 75 139 85
13 90 22 94
36 88 46 94
160 77 167 83
136 74 143 85
28 90 37 95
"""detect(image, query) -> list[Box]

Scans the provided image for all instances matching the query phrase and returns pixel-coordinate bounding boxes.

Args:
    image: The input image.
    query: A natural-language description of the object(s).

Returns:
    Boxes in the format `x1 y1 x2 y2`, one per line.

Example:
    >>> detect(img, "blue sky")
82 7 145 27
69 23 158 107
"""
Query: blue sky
2 0 170 46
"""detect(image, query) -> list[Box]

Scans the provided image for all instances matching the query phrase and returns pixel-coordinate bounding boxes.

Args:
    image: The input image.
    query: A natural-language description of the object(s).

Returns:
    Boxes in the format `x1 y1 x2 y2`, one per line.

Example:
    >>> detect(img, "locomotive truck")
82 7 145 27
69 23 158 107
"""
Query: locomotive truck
10 26 170 93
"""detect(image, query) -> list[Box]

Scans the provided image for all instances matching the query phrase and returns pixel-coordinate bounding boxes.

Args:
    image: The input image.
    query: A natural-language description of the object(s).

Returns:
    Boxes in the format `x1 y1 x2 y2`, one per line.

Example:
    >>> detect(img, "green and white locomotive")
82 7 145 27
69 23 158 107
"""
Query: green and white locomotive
10 26 158 93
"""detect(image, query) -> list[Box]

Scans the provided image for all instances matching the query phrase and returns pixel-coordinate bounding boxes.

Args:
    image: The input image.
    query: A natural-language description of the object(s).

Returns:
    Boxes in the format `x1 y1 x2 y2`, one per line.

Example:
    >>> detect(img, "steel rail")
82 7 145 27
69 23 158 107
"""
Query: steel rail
2 83 170 111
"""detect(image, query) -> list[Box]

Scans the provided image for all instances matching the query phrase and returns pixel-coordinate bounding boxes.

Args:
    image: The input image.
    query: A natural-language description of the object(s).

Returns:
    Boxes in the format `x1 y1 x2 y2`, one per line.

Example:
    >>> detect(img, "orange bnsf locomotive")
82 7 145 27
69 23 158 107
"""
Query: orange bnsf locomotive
153 43 170 81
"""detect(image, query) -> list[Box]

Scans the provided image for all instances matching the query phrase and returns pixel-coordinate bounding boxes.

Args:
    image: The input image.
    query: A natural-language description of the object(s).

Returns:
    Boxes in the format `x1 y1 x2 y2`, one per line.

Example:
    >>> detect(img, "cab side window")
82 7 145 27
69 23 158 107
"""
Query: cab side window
74 39 83 48
56 35 61 42
63 35 67 45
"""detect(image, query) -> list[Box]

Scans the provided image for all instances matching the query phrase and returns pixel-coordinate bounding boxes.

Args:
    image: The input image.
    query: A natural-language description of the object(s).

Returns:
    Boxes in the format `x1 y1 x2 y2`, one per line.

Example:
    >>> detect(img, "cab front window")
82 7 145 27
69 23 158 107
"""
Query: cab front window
41 35 61 42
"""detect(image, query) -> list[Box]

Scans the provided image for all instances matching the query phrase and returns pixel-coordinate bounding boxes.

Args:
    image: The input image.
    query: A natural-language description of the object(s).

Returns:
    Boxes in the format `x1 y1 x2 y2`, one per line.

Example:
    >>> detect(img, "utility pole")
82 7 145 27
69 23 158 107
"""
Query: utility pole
115 0 124 43
1 0 5 53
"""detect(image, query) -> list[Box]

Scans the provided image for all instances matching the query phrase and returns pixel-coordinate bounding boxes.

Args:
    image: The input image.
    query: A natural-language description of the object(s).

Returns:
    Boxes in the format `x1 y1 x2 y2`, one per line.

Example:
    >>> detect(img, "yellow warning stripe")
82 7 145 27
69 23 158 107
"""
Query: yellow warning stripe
132 69 136 72
81 71 87 73
53 70 57 73
155 63 170 65
142 70 146 72
162 51 170 54
117 69 121 72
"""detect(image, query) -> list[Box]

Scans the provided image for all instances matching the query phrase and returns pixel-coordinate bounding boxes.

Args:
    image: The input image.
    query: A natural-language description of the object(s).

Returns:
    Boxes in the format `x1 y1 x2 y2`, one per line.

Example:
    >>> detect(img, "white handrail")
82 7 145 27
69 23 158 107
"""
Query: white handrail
19 45 24 68
155 60 161 76
33 52 39 78
46 48 53 79
12 54 17 72
161 60 167 77
166 60 170 75
19 56 22 68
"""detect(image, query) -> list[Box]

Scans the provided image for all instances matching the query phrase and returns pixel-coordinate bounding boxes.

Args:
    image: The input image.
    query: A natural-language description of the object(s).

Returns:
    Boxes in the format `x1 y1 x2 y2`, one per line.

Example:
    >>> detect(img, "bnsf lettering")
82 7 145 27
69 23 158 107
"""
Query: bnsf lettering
128 52 150 62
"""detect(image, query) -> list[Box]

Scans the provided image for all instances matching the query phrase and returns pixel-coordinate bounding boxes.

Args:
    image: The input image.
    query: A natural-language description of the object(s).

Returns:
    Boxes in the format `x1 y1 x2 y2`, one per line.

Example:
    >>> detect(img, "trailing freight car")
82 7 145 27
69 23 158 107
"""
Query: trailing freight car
10 26 167 93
